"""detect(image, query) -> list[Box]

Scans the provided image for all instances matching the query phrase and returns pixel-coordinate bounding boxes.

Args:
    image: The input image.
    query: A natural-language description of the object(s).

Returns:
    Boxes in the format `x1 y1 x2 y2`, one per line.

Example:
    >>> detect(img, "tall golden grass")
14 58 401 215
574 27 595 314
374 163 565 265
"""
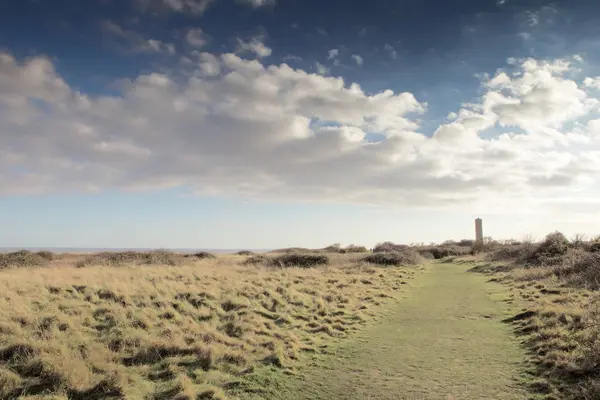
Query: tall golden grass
0 252 418 399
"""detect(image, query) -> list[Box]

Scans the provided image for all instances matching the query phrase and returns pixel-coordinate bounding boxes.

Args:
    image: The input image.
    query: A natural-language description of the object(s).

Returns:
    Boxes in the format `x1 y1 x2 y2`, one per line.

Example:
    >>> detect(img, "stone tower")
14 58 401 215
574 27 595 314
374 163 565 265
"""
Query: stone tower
475 218 483 245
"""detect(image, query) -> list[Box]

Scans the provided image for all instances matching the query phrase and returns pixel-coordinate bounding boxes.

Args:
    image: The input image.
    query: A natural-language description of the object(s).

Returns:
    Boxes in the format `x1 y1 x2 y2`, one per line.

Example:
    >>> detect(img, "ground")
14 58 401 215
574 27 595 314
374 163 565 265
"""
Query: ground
236 262 531 400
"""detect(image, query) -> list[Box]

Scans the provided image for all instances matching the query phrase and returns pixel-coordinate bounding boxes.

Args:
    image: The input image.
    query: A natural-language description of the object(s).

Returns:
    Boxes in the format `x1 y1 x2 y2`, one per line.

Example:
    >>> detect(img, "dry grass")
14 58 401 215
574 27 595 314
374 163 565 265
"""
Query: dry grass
471 233 600 399
0 252 417 399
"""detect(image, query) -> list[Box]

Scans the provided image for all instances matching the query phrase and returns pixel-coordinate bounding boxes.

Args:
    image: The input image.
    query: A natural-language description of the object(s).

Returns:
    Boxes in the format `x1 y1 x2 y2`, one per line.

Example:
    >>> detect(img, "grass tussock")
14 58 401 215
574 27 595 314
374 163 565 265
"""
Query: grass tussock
0 252 418 399
474 230 600 399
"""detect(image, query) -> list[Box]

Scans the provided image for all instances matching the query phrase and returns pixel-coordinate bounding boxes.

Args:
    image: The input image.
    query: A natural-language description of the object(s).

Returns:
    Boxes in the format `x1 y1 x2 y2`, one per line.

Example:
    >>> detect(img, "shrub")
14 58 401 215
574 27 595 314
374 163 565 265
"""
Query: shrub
235 250 255 256
372 242 408 253
269 253 329 268
423 246 470 260
362 250 421 266
36 251 55 261
76 250 183 268
269 247 310 254
243 255 268 265
568 251 600 290
323 243 342 253
0 250 49 269
186 252 216 260
489 244 535 262
588 238 600 253
527 231 570 265
345 245 368 253
457 239 474 247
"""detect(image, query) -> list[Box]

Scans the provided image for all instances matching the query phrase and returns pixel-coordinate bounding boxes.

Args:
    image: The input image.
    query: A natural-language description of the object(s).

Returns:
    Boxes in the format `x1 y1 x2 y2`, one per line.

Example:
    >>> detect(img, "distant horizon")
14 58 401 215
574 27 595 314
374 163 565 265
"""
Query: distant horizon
0 247 273 254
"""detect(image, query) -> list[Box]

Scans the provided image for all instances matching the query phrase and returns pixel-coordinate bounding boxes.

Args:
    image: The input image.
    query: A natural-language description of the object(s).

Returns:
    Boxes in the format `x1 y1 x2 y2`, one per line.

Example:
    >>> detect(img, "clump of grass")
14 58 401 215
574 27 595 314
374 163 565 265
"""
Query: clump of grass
0 250 51 269
362 250 421 266
75 250 184 268
268 253 329 268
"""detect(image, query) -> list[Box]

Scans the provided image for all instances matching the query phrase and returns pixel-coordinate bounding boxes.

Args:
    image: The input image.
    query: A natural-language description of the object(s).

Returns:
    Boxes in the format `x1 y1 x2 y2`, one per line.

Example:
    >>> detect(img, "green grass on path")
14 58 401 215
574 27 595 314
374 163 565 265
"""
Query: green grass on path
235 263 531 400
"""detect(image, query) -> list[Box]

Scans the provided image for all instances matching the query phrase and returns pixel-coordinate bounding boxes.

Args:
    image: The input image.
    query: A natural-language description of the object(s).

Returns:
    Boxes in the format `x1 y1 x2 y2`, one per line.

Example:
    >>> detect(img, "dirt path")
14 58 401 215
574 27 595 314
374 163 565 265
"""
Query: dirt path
240 262 530 399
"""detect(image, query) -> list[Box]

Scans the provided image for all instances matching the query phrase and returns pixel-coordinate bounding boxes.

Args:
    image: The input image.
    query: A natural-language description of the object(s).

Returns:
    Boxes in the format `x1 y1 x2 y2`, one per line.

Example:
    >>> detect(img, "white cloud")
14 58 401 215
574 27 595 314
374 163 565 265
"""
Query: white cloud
236 36 272 58
328 49 339 60
196 52 221 76
101 20 175 55
136 0 214 15
584 77 600 90
235 0 275 7
352 54 364 66
185 28 208 47
383 43 398 60
1 52 600 213
315 62 330 75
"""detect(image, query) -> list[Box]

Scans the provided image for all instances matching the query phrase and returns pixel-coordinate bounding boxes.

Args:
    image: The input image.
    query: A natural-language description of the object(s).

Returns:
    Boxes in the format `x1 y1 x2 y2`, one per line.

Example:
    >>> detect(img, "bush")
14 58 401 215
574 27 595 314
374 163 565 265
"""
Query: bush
76 250 183 268
36 251 55 261
269 253 329 268
270 247 310 254
243 255 268 265
345 245 368 253
489 244 535 262
0 250 49 269
186 252 216 260
372 242 408 253
362 250 421 266
235 250 255 256
528 231 570 265
419 246 470 260
588 238 600 253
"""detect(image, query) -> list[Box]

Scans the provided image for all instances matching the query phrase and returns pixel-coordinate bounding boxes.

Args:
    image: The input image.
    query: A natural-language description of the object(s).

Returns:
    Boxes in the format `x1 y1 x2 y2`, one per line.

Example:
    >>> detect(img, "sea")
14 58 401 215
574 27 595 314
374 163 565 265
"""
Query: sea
0 247 272 254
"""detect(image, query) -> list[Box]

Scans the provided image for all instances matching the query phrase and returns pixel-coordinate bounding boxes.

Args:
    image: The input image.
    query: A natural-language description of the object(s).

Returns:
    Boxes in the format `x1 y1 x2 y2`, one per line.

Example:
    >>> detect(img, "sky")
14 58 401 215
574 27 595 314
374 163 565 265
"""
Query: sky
2 0 600 249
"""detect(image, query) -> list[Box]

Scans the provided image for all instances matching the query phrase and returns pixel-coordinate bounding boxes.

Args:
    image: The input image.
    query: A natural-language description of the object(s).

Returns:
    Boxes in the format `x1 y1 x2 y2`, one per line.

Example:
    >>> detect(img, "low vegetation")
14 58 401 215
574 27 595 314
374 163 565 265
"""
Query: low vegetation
0 251 419 399
362 250 422 267
471 231 600 399
0 250 54 269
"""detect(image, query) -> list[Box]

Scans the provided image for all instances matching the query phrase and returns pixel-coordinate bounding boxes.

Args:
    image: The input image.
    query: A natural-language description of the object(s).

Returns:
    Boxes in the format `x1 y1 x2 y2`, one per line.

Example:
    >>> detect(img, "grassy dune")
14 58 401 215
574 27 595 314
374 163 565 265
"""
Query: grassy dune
468 233 600 399
0 252 419 399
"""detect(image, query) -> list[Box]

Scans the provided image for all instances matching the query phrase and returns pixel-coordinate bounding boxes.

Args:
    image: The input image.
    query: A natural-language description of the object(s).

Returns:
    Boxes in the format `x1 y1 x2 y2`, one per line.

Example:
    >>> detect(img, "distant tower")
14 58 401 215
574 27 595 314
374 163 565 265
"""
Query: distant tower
475 218 483 245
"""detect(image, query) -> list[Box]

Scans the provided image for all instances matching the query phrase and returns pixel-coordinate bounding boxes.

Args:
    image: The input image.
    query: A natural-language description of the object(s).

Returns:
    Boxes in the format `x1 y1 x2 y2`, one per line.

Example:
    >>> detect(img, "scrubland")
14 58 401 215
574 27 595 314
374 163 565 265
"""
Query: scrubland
0 249 420 399
469 232 600 400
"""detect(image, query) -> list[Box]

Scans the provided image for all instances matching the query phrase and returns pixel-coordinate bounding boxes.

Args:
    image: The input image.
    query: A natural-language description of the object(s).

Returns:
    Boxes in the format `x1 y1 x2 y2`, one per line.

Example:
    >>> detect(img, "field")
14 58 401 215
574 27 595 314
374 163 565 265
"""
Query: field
0 251 419 399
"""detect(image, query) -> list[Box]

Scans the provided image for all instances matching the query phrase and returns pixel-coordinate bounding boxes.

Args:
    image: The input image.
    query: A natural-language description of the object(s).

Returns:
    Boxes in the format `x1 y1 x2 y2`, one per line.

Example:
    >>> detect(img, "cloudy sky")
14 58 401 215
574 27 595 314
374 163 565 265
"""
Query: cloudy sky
1 0 600 249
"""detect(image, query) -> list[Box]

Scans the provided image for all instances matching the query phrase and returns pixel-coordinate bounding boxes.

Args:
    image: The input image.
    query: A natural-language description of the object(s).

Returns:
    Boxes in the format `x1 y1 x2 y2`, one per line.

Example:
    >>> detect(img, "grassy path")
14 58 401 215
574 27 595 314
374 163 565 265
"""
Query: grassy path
240 262 529 399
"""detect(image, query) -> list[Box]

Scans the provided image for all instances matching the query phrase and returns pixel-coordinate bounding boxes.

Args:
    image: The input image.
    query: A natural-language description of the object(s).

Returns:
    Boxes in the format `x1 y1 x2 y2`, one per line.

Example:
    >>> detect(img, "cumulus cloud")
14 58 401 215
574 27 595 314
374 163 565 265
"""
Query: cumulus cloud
1 52 600 211
236 36 272 58
352 54 364 66
101 20 175 55
185 28 208 47
328 49 339 59
584 77 600 90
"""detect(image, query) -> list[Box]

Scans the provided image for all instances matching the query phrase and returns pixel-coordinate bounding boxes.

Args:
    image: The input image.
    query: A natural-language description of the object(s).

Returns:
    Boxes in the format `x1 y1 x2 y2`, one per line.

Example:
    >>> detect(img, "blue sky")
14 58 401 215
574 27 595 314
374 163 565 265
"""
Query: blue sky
1 0 600 249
